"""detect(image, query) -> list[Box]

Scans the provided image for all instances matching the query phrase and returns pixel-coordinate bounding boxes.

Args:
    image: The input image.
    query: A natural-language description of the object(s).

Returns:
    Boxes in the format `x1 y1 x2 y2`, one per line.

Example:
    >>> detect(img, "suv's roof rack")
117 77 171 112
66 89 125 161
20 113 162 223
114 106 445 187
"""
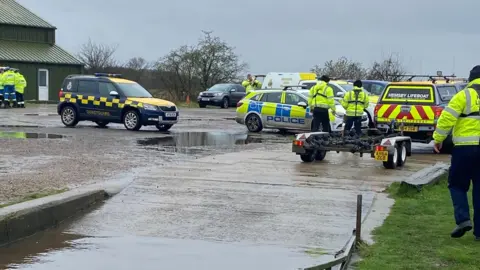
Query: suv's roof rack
282 85 309 90
388 74 458 83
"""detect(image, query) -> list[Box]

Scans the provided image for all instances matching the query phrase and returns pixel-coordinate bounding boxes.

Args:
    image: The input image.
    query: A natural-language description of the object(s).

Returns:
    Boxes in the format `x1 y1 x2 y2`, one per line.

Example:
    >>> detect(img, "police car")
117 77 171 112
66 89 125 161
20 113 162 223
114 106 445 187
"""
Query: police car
235 87 368 132
57 73 179 131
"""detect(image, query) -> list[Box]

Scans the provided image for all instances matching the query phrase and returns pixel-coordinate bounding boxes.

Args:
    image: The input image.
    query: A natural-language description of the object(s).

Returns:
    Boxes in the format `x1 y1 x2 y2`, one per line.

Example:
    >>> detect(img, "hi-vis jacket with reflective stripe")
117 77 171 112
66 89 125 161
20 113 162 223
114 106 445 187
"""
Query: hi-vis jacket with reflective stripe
308 81 335 111
433 78 480 146
341 87 369 117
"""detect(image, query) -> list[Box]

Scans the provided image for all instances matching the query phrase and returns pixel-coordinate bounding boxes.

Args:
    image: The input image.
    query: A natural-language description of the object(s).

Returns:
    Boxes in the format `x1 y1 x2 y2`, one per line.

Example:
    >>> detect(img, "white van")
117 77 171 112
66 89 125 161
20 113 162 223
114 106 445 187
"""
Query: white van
261 72 317 89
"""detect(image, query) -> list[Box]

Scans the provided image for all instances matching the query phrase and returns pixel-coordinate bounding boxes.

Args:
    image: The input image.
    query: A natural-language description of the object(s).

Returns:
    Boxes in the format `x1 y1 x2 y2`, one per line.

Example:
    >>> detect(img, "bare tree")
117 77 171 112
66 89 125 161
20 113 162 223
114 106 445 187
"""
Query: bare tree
155 45 201 100
125 57 151 70
367 53 407 81
77 38 119 71
311 57 367 80
195 31 248 90
155 31 247 100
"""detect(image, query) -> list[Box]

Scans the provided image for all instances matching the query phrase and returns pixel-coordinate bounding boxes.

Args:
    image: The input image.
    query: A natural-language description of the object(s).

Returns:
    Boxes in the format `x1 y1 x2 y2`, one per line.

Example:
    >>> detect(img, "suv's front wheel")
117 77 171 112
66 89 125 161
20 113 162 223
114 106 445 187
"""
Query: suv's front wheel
61 105 79 127
123 109 142 131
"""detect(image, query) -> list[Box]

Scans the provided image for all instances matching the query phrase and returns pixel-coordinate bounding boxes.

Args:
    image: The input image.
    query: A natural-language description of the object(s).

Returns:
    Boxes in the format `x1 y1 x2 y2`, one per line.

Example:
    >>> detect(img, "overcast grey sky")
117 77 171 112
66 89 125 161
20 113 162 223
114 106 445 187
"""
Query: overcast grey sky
18 0 478 76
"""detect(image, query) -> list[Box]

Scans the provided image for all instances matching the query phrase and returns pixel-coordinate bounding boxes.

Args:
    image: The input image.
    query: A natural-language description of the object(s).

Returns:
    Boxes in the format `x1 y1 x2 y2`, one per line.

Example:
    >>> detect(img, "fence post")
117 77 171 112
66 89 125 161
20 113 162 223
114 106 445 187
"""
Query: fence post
356 194 362 246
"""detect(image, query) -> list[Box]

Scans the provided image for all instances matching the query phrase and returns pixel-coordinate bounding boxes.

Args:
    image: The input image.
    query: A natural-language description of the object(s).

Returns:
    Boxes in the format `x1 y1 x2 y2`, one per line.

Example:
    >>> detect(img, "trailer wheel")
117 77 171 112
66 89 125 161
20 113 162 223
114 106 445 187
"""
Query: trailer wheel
397 142 407 167
315 150 327 161
383 144 399 169
300 151 315 162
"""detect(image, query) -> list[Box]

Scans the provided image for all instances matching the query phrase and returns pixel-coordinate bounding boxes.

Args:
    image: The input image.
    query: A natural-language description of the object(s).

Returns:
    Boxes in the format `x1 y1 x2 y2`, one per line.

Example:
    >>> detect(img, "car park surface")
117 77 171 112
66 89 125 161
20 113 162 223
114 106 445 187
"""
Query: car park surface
0 105 450 269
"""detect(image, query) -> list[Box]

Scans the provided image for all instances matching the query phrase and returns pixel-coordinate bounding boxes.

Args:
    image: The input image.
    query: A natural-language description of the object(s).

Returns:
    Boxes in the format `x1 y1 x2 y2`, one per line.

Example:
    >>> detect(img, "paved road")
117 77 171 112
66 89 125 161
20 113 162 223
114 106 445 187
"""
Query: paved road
0 105 449 269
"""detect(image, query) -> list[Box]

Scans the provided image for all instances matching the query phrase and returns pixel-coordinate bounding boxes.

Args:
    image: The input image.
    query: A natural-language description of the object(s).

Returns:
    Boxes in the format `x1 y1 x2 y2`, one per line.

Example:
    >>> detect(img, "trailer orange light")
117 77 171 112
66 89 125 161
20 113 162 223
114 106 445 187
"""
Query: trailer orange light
376 146 386 151
293 140 304 146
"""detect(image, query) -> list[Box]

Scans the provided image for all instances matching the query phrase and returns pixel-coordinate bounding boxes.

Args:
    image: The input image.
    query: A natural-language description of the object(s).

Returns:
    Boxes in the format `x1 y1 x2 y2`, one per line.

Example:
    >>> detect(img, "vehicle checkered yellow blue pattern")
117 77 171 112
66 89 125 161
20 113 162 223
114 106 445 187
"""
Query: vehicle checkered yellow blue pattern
60 93 144 109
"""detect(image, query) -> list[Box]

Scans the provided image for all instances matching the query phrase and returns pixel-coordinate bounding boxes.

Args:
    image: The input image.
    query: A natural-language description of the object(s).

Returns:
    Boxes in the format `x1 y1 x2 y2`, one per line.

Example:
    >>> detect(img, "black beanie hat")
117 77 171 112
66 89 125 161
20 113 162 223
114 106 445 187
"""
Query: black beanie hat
468 65 480 82
319 75 330 83
353 80 362 87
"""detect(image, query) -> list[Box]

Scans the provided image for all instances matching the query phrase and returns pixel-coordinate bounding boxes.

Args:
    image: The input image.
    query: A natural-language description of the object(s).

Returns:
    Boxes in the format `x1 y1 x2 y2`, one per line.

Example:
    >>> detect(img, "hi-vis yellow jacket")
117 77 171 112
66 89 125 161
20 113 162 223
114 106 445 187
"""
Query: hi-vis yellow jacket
2 70 15 85
308 81 335 111
433 78 480 146
14 73 27 94
242 80 262 93
341 87 369 117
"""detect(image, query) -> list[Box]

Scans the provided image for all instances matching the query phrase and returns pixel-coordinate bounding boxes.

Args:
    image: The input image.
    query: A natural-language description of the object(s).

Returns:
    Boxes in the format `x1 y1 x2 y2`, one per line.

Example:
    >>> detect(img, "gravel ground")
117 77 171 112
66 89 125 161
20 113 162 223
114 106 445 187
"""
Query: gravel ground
0 118 292 204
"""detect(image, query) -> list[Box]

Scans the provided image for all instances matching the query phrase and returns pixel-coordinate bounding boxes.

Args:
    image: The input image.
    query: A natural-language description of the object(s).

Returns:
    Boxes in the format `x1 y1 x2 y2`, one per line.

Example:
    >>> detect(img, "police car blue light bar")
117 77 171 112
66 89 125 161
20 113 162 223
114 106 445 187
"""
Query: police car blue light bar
94 73 122 78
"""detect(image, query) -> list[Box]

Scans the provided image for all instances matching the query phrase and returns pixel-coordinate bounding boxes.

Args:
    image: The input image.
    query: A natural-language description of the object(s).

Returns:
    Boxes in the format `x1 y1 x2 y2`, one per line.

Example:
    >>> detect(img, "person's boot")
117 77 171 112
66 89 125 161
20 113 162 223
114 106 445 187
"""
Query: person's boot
451 220 473 238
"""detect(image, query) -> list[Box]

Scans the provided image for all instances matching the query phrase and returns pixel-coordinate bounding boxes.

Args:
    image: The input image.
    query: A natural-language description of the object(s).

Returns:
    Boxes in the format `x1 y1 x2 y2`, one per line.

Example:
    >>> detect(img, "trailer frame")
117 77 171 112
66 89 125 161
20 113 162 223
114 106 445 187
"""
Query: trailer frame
292 126 413 169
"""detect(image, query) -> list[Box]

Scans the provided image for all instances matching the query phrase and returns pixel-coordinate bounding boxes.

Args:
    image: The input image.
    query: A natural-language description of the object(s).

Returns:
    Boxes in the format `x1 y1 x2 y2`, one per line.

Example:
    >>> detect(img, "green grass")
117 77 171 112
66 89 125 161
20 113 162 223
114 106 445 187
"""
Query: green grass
357 177 480 270
0 188 68 208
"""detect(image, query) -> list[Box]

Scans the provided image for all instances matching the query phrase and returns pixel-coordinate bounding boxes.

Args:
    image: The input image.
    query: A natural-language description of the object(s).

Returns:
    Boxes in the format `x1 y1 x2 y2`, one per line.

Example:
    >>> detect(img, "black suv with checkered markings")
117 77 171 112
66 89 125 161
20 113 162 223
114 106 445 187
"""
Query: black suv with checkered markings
57 73 179 131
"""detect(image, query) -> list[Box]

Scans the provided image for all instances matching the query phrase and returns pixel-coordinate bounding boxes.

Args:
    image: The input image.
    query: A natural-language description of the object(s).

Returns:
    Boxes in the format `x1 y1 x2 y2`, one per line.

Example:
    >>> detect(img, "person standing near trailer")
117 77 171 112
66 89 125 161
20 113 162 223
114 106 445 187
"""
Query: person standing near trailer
308 75 335 132
341 80 369 136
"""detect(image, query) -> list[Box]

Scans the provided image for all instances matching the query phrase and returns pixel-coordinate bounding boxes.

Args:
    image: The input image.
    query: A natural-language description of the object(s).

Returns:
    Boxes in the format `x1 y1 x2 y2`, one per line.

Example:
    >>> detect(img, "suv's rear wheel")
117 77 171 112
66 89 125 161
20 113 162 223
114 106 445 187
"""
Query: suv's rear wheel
61 105 79 127
221 97 229 109
123 110 142 131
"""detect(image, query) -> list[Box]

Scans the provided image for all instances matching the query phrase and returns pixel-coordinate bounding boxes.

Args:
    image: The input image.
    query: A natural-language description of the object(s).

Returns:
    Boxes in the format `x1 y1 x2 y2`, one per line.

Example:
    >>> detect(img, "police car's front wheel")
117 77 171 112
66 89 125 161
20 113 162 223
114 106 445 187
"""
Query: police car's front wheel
123 110 142 131
61 105 79 127
246 114 263 132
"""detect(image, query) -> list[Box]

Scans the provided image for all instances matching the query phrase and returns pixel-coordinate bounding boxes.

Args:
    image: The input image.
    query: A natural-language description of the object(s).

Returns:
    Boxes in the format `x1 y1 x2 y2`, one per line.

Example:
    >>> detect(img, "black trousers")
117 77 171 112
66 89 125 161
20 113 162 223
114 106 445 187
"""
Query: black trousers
311 107 331 132
344 116 362 135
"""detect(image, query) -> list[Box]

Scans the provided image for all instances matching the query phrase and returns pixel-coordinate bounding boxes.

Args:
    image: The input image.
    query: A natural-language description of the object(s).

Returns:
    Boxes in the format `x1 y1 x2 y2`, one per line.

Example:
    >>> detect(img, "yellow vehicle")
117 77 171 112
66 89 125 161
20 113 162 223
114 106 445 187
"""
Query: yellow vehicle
58 73 179 131
374 79 462 153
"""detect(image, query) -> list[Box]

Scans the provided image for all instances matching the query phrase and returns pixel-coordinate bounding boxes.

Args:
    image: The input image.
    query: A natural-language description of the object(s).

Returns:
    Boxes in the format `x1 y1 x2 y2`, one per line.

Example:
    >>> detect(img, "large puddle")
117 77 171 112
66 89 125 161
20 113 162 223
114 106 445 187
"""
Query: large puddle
0 132 65 139
136 131 291 154
137 132 261 147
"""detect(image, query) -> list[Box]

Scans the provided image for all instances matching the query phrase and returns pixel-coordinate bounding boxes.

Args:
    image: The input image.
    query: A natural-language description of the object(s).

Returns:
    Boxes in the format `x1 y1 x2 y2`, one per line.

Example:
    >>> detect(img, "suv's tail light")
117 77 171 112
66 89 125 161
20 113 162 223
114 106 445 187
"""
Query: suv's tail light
58 89 63 98
432 106 443 118
237 101 243 107
374 104 382 116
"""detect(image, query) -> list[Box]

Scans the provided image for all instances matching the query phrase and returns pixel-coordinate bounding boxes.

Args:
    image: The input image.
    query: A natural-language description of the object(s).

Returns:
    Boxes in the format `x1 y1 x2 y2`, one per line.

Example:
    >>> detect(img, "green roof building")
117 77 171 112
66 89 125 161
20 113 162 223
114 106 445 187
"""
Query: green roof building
0 0 84 101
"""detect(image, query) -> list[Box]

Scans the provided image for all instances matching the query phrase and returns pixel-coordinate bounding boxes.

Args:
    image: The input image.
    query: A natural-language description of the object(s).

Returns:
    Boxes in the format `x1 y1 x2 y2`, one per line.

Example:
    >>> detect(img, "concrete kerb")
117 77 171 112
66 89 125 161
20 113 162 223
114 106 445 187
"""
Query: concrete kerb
0 177 133 246
400 162 450 191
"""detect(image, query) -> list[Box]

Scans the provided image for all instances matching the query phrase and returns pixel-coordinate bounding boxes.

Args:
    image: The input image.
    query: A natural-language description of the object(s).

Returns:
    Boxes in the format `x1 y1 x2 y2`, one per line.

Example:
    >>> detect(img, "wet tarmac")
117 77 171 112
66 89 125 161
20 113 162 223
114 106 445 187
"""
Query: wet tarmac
0 105 451 269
